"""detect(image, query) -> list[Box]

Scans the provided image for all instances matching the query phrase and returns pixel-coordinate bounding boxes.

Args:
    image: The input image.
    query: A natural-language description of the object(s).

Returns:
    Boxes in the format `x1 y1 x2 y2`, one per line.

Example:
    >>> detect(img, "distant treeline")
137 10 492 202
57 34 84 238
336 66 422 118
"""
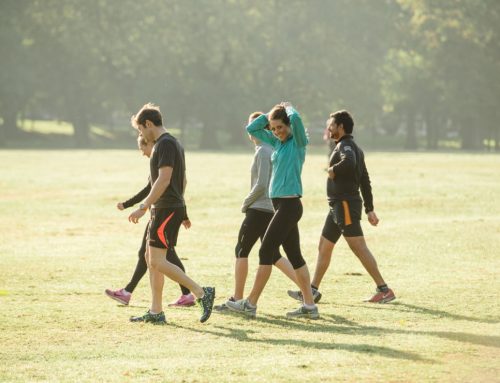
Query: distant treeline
1 0 499 150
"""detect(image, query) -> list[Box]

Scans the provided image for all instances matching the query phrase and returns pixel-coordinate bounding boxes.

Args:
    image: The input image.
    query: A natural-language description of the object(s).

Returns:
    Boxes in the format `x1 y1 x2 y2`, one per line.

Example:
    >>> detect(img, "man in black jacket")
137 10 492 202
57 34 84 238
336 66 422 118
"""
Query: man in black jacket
288 110 395 303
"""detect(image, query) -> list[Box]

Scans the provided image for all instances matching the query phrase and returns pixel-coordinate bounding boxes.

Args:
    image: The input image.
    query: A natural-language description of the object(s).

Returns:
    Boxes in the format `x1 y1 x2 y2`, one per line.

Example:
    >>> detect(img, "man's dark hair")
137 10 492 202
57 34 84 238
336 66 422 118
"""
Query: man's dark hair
330 110 354 134
131 103 163 129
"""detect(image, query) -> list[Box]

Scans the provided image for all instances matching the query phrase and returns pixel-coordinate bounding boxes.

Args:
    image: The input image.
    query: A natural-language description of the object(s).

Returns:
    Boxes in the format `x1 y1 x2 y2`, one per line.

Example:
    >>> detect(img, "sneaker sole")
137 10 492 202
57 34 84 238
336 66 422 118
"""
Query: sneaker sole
167 302 196 307
378 296 396 304
105 292 129 305
226 306 256 319
150 320 167 325
286 313 320 320
365 295 396 304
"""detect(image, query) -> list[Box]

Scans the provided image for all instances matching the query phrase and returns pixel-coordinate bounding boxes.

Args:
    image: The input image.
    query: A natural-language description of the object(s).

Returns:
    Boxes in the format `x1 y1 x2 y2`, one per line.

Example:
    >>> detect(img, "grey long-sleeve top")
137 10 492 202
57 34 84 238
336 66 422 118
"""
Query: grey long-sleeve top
241 143 274 213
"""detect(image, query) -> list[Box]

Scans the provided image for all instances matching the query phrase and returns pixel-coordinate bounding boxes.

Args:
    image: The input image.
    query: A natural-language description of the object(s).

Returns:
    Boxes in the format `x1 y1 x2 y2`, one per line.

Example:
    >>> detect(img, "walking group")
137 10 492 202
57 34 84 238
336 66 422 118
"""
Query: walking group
105 102 395 325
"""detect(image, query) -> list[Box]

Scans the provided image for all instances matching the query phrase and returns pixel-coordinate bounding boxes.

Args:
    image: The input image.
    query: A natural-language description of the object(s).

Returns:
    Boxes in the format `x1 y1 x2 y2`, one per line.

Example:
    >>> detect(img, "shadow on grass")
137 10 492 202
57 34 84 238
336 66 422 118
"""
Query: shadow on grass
341 301 500 324
170 315 435 363
173 303 500 363
259 313 500 348
422 331 500 348
392 302 500 324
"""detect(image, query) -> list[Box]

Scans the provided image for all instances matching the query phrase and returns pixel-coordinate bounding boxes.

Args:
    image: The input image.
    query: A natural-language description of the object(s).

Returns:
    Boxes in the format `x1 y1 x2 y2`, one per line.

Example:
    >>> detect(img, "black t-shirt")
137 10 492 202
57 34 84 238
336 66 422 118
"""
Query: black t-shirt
150 132 186 208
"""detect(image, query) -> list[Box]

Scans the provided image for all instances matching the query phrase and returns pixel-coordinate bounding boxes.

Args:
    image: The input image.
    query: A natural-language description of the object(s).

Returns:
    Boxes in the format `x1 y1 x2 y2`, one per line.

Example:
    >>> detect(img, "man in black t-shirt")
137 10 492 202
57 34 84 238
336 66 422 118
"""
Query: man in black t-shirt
127 103 215 324
288 110 395 304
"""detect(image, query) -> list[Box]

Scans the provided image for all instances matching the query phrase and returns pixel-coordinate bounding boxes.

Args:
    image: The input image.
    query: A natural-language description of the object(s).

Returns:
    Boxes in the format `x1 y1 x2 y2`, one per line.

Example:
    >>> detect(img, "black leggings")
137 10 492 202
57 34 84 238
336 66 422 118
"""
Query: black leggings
235 208 282 263
258 198 306 269
125 225 190 295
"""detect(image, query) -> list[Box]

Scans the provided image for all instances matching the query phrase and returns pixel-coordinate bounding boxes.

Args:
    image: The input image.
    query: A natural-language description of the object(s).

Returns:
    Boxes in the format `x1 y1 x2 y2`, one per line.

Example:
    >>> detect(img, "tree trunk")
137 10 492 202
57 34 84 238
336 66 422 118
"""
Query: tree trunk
2 108 20 139
71 113 90 148
425 111 439 150
404 110 418 150
199 122 220 150
495 125 499 152
460 120 482 150
228 112 246 146
0 123 5 147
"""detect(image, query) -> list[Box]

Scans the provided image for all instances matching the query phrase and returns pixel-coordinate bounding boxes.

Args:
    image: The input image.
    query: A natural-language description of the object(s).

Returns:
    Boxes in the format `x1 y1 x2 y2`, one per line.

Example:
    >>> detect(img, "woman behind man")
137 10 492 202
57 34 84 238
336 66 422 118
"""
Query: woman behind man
216 112 298 311
227 102 319 319
105 135 194 307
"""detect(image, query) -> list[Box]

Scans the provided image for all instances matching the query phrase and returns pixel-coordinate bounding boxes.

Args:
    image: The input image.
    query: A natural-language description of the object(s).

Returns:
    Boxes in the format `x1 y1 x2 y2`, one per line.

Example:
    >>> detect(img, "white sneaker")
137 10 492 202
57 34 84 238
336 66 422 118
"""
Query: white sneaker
226 298 257 318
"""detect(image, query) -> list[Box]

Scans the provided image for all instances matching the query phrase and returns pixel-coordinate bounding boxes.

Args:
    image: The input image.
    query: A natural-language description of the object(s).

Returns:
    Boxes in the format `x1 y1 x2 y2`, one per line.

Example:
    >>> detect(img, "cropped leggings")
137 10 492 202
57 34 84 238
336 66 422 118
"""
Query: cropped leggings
258 197 306 269
235 208 282 263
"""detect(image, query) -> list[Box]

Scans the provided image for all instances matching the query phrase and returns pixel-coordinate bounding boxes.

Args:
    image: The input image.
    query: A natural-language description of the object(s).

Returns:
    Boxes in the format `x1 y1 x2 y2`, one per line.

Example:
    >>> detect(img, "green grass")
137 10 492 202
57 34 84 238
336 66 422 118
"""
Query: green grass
0 150 499 382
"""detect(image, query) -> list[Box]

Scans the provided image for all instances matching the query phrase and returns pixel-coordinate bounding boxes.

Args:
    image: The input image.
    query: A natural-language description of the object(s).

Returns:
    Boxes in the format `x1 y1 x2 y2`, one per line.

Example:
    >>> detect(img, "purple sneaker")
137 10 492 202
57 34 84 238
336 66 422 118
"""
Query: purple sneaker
105 288 131 305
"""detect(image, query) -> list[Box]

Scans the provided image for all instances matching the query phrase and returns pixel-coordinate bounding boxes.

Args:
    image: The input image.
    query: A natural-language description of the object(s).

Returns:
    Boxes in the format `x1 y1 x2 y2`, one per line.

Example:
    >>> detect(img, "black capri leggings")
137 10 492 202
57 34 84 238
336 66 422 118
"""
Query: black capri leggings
258 198 306 269
235 208 282 263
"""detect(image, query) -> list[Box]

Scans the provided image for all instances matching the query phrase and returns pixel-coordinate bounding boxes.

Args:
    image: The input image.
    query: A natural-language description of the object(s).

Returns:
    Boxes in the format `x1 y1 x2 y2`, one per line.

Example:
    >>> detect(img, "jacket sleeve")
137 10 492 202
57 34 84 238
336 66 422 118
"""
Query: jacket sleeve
360 156 374 213
246 114 278 146
286 106 308 148
122 182 152 209
241 149 271 212
332 142 356 176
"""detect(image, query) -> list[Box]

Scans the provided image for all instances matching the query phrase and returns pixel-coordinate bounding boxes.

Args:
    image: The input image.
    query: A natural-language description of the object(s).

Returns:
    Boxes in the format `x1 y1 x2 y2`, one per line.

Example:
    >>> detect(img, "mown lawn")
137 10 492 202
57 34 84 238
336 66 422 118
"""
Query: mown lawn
0 149 499 382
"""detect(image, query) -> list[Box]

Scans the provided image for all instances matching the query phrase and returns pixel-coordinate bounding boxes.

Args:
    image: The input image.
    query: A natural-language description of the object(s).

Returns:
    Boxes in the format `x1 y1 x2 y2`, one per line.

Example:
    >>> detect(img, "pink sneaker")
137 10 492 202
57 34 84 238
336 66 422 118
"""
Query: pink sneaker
168 293 195 307
105 288 131 305
365 288 396 303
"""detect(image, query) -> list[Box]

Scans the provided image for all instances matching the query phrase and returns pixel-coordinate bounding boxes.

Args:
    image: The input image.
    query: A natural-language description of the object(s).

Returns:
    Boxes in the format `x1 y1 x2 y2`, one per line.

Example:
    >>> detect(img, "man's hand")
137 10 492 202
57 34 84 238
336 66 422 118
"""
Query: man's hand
182 219 191 229
327 166 335 179
128 208 146 224
367 211 379 226
117 202 125 211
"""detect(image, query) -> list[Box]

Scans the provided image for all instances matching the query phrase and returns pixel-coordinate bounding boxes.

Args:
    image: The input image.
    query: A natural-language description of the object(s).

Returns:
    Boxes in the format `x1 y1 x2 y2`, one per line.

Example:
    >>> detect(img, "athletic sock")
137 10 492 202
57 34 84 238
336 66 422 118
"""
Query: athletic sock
122 289 132 296
311 284 318 291
246 300 256 309
304 303 316 310
377 284 389 293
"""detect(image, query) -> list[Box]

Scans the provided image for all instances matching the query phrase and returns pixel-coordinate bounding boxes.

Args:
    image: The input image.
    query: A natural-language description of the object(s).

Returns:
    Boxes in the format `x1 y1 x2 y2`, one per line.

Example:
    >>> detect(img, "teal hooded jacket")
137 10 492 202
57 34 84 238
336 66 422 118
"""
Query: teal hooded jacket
246 106 308 198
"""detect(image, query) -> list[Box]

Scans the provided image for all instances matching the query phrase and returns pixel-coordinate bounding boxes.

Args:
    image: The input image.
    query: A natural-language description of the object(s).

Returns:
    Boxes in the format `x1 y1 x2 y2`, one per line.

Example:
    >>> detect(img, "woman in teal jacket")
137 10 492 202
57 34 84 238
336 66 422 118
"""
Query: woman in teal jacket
227 102 319 319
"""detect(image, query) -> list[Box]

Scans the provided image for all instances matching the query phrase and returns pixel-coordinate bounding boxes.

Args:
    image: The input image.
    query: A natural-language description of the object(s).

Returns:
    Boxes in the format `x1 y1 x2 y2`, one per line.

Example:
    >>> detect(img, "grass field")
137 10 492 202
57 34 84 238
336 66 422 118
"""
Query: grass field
1 149 499 382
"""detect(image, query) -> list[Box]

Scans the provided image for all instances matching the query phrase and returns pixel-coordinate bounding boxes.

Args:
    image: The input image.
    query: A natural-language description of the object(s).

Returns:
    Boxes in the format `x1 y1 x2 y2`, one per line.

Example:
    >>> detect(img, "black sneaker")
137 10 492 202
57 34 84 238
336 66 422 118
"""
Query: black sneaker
197 287 215 323
130 310 166 325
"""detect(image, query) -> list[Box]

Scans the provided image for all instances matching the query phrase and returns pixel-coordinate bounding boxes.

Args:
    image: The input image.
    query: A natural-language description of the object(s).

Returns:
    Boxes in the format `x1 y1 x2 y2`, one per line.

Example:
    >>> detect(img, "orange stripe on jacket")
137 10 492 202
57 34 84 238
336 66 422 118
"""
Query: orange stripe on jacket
342 201 352 226
157 212 175 248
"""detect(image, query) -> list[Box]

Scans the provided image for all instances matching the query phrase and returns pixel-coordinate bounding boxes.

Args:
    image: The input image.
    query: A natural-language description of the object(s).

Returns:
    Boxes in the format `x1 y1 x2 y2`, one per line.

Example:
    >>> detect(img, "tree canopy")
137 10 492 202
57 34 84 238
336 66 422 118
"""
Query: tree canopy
1 0 499 150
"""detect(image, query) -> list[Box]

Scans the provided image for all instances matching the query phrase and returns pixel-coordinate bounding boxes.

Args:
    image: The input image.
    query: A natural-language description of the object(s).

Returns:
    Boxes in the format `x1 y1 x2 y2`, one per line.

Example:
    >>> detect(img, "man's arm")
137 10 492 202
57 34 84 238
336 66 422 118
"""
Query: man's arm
360 159 374 214
143 166 173 207
128 167 172 223
359 156 378 226
330 142 356 178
